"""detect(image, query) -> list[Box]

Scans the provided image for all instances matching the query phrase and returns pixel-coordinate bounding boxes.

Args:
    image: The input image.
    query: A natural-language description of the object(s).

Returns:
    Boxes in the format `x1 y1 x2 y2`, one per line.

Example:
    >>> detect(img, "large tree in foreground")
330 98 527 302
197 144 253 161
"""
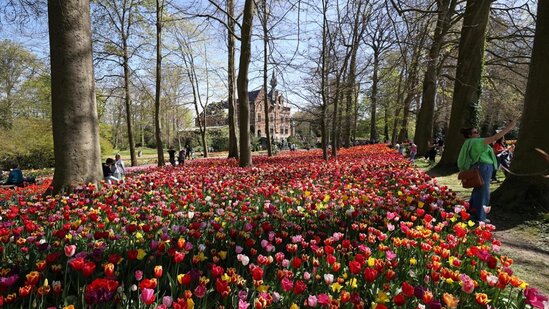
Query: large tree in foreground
48 0 103 194
438 0 491 167
237 0 254 167
492 1 549 212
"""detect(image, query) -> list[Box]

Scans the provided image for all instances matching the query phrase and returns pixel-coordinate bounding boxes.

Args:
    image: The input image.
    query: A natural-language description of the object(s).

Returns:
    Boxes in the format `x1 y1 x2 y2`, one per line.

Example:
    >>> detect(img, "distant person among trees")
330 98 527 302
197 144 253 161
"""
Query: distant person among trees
185 144 193 160
457 120 517 223
113 154 125 181
2 163 34 186
167 147 177 166
178 149 186 166
102 158 118 184
425 140 437 165
409 142 417 162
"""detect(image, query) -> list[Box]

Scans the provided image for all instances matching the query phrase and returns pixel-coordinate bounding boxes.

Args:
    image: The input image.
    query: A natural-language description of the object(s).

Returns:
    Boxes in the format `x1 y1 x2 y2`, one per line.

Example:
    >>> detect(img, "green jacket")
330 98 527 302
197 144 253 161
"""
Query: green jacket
457 138 497 171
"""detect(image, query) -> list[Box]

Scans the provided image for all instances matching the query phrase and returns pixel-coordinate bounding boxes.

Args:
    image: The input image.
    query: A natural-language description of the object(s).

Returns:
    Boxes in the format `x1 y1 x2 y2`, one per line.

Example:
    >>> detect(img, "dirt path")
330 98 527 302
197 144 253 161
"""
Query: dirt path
422 161 549 296
491 213 549 295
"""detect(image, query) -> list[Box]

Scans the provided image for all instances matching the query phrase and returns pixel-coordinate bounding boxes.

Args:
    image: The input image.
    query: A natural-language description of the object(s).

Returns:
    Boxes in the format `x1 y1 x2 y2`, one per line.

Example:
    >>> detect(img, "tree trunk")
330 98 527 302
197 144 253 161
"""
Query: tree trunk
492 1 549 212
227 0 239 159
415 0 456 157
123 41 137 166
331 75 340 158
370 52 379 142
263 0 272 156
438 0 491 167
397 47 422 143
155 0 165 167
47 0 103 194
351 84 360 144
237 0 254 167
320 0 329 160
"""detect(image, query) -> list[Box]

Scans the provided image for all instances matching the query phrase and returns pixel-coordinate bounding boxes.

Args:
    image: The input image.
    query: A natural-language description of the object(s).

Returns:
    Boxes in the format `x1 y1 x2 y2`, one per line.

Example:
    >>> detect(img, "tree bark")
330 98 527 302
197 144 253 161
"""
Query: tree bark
155 0 165 167
320 0 329 160
370 52 379 142
123 37 137 166
237 0 254 167
227 0 239 159
262 0 273 156
415 0 456 156
438 0 491 167
47 0 103 194
492 1 549 212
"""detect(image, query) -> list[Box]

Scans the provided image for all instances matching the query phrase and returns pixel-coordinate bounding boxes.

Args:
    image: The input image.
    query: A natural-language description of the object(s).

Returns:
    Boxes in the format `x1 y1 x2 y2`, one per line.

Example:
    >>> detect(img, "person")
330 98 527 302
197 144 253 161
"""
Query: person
3 164 25 186
426 140 437 165
457 120 517 223
178 148 186 166
167 147 177 166
185 144 193 160
113 154 126 181
491 136 507 182
409 142 417 162
103 158 119 184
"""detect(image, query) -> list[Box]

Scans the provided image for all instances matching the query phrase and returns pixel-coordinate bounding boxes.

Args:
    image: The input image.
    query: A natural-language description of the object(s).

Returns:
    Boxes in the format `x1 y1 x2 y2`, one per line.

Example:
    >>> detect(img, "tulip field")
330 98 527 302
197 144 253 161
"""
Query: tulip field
1 145 547 308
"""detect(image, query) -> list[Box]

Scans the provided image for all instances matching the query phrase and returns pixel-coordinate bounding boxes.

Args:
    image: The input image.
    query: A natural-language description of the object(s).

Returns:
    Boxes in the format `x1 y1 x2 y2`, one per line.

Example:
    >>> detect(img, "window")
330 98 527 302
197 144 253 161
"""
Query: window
257 113 261 122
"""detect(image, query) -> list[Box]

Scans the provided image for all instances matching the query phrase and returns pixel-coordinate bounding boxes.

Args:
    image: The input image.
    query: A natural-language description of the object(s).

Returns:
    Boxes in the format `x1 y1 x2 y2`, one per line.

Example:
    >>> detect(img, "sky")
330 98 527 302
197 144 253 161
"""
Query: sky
0 0 328 116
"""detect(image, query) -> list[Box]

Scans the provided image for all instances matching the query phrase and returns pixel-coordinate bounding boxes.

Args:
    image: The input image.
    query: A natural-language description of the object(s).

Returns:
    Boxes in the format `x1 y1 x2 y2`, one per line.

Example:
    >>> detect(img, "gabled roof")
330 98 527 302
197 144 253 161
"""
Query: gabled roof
248 90 261 103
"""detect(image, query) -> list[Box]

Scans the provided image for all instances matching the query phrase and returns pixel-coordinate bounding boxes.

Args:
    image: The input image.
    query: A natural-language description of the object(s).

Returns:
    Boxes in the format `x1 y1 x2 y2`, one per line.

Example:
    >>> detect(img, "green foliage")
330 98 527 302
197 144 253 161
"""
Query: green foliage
208 127 230 152
0 118 54 170
0 40 44 128
0 119 113 170
99 123 114 157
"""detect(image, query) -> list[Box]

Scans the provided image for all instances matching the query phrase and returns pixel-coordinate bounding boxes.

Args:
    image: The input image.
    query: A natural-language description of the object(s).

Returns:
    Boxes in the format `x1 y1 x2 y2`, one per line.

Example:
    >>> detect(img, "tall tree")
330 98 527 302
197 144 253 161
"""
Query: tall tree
93 0 140 166
342 0 367 148
154 0 166 166
47 0 103 194
438 0 491 167
414 0 458 156
492 1 549 212
319 0 330 160
227 0 239 159
363 3 393 142
396 15 429 143
237 0 254 167
261 0 273 156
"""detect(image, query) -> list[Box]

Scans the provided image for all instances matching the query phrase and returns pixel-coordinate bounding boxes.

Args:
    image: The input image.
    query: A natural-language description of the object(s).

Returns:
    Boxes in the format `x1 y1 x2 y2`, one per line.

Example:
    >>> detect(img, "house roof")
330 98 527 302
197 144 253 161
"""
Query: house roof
248 89 261 103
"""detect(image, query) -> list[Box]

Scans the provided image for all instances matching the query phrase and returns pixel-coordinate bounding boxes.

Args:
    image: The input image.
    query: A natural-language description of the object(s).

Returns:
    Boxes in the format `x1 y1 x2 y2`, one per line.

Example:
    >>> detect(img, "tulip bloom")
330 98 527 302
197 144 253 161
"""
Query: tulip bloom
475 293 490 306
140 288 156 305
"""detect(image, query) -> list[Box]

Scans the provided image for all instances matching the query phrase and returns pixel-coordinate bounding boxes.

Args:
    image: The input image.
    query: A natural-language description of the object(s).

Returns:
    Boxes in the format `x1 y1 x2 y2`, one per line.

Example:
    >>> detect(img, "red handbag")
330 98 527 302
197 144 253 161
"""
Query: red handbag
458 168 484 188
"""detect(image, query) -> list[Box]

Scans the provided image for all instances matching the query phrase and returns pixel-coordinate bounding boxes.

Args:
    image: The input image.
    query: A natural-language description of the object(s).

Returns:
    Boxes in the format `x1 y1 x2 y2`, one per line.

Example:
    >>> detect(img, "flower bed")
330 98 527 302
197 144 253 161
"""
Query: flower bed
0 145 546 308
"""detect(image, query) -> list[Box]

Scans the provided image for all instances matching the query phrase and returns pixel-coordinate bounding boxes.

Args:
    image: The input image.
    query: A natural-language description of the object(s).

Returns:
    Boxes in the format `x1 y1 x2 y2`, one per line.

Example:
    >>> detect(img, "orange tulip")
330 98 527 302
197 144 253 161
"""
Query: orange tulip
475 293 490 306
442 293 459 309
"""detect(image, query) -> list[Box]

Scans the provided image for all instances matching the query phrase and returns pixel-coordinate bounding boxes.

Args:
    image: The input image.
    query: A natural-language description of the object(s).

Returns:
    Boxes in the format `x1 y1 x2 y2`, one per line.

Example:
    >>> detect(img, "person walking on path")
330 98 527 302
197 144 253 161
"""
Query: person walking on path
409 142 417 162
113 154 126 181
178 148 186 166
185 144 193 160
457 120 517 223
167 147 177 166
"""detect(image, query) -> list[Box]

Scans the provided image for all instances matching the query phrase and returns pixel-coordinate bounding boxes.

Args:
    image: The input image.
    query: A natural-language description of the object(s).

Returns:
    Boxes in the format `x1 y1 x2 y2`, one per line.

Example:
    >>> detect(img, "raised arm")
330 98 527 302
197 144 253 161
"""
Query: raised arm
483 120 517 145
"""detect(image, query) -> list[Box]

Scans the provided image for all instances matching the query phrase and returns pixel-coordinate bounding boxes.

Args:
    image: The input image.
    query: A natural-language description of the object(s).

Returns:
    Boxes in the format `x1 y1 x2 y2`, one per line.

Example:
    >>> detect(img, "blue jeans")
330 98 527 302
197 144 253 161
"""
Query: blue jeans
469 163 493 222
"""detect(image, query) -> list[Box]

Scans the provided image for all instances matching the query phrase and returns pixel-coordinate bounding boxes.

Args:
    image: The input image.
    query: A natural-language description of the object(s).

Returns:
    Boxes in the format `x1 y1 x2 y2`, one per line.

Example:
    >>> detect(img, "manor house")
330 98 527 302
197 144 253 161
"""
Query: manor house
196 73 293 141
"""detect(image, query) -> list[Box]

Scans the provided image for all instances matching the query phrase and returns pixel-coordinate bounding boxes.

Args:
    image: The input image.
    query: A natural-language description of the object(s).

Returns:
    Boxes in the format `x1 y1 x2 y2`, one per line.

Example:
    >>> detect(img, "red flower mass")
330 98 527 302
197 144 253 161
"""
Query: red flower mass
0 145 543 307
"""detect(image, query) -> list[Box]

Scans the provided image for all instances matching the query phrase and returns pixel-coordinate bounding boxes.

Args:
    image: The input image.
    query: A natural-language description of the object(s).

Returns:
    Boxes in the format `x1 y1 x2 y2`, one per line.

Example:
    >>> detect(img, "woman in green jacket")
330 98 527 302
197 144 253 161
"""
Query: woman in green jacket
457 120 516 223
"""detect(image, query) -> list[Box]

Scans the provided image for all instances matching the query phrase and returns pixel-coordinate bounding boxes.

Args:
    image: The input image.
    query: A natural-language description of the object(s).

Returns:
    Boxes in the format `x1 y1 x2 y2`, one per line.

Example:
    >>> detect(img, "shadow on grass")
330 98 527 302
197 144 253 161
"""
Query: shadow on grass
415 157 544 231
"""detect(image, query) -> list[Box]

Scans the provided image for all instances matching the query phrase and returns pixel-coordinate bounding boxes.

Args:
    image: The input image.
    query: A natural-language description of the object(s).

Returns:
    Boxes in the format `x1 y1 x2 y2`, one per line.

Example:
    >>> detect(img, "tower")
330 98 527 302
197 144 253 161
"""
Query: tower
270 71 277 103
